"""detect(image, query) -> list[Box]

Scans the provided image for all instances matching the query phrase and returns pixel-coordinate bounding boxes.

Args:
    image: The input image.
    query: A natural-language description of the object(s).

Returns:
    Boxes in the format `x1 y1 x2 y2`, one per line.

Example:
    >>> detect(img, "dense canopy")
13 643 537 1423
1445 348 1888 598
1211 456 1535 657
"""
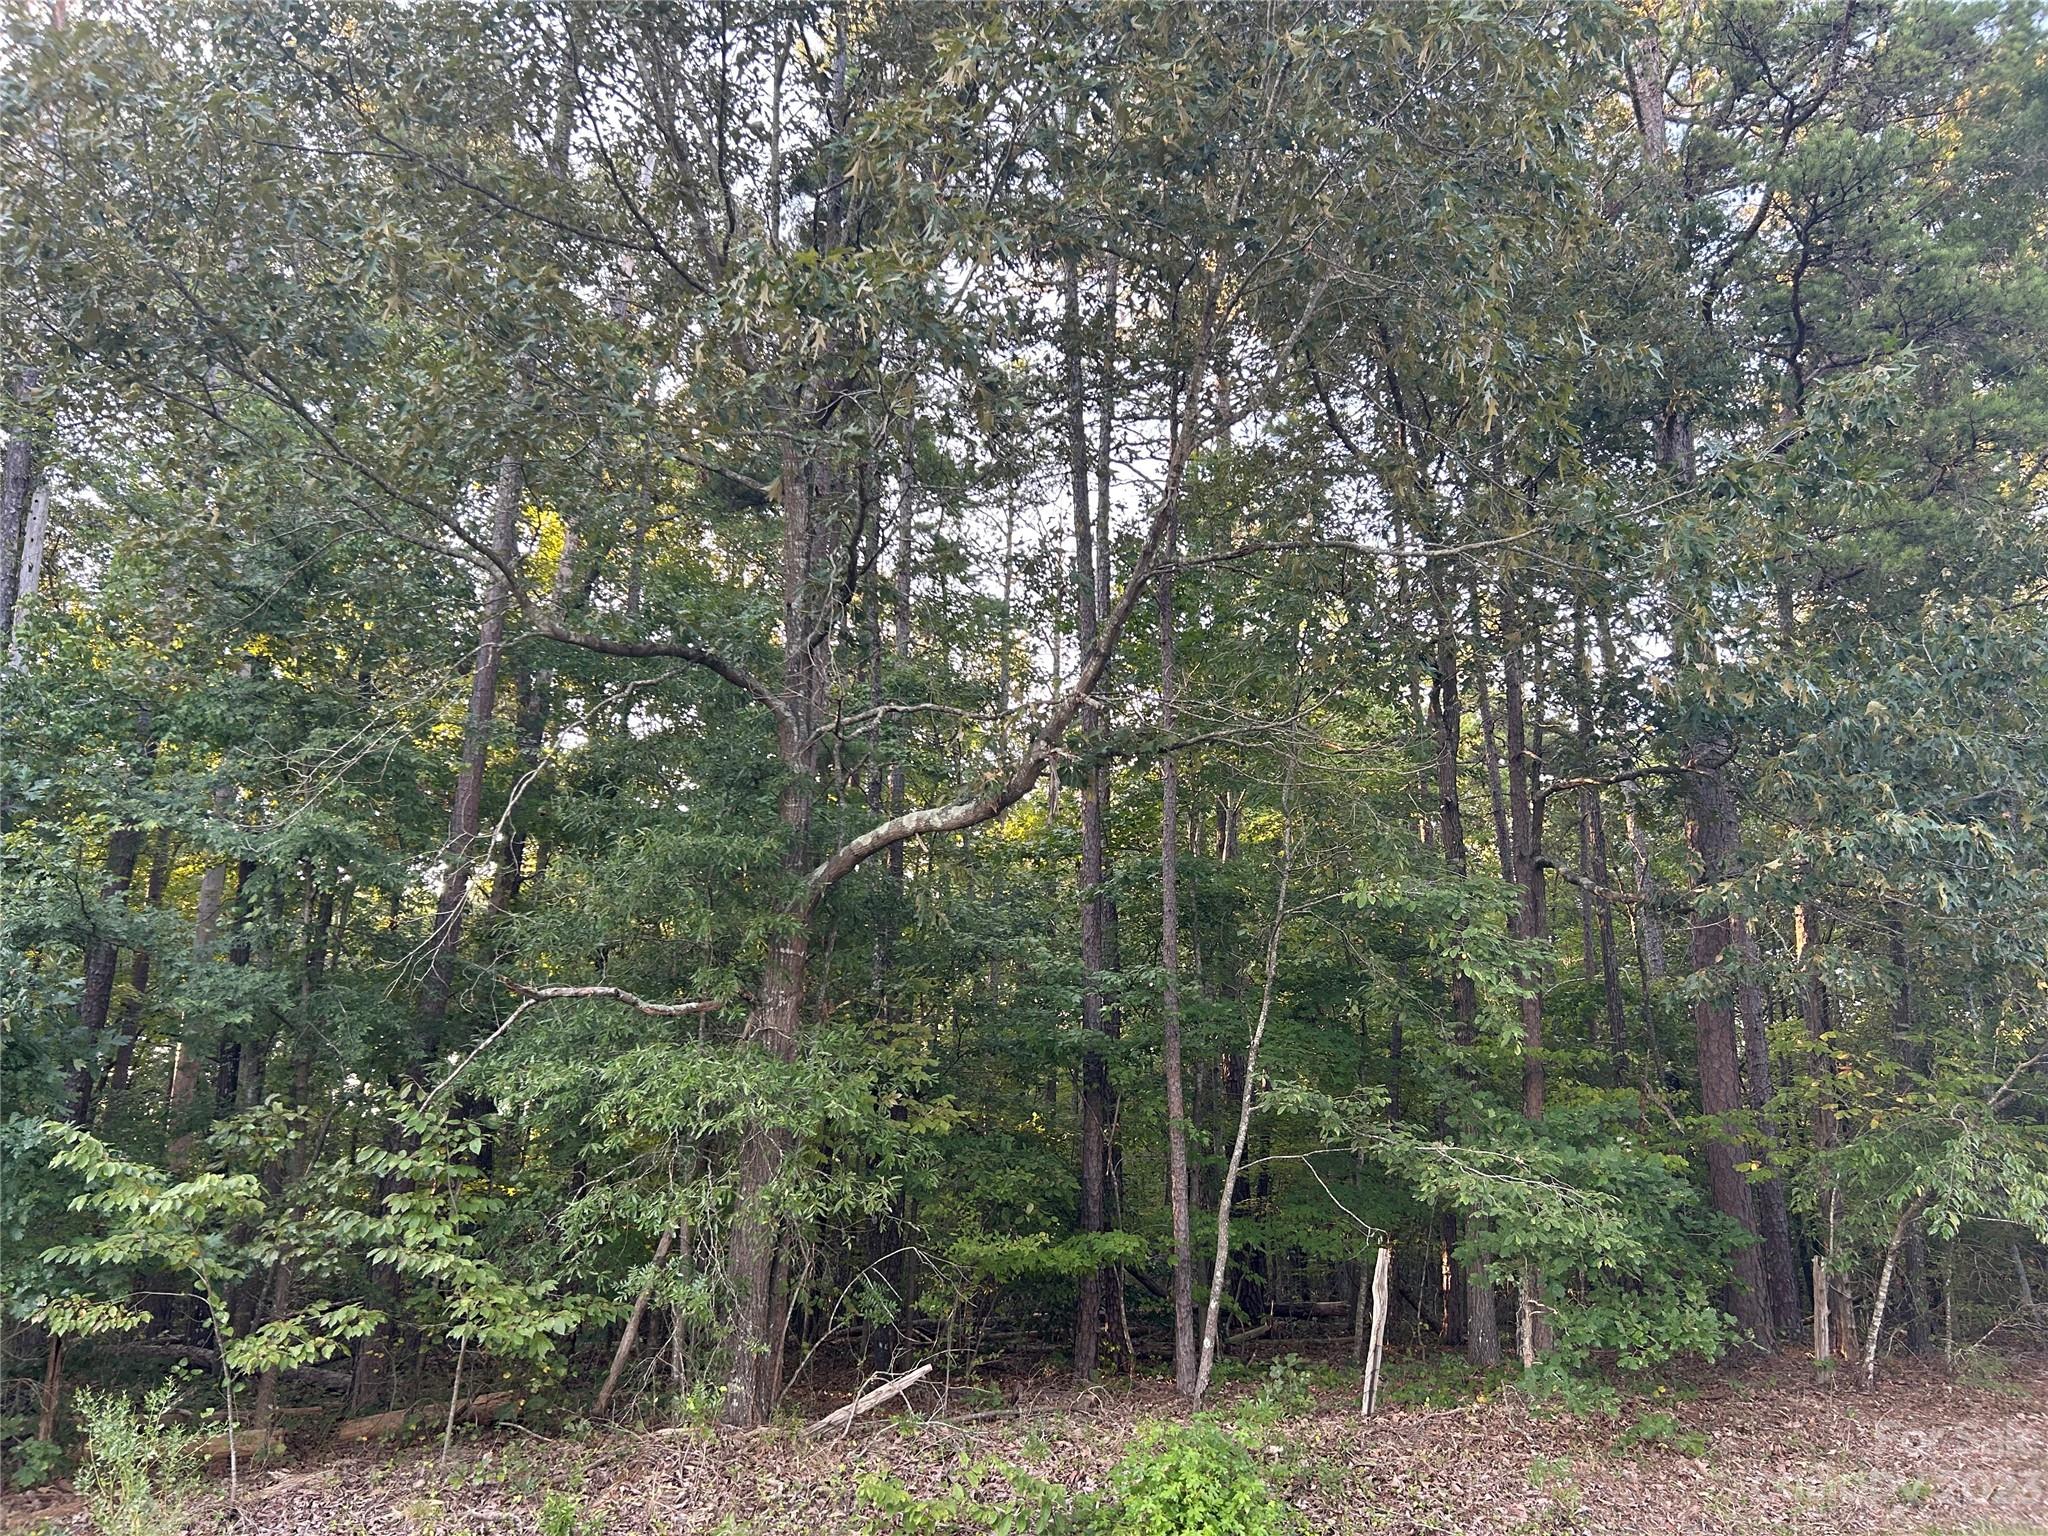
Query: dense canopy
3 0 2047 1479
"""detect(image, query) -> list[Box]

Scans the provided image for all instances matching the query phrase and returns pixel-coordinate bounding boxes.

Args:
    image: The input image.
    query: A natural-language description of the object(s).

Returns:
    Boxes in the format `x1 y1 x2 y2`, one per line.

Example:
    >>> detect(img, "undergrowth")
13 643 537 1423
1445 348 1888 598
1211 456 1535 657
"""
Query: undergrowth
858 1401 1295 1536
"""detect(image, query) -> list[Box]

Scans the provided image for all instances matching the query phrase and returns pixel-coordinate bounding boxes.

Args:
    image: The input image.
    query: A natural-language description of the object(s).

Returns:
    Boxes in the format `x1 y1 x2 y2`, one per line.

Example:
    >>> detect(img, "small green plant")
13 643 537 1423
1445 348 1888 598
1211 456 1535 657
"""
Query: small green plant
540 1488 605 1536
857 1465 1095 1534
1247 1354 1318 1421
1895 1477 1935 1506
1382 1353 1508 1409
858 1422 1289 1536
73 1382 200 1536
1107 1421 1289 1536
1611 1408 1707 1459
7 1435 64 1490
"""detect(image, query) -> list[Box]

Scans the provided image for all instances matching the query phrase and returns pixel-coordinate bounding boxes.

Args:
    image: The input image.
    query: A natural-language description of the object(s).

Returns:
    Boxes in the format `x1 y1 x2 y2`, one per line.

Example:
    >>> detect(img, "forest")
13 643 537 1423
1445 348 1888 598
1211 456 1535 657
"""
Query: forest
3 1 2048 1531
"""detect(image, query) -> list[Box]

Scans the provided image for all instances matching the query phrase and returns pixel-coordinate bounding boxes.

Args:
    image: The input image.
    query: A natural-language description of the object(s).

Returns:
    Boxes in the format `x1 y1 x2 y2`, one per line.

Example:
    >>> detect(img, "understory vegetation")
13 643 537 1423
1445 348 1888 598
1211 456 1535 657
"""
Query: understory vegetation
3 0 2048 1518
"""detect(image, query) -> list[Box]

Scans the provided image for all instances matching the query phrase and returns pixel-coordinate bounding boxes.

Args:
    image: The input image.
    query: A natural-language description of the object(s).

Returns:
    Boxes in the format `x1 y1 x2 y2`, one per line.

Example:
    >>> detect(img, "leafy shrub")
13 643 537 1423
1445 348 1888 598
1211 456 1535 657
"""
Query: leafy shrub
1106 1421 1289 1536
1247 1355 1319 1421
7 1435 63 1490
857 1421 1291 1536
857 1465 1097 1535
539 1488 605 1536
74 1382 200 1536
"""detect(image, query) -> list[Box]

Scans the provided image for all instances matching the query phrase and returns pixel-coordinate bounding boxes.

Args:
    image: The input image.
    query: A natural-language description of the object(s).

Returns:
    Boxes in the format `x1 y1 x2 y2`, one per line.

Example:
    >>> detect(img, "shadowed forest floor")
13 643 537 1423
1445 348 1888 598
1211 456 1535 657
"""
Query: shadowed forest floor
4 1351 2045 1535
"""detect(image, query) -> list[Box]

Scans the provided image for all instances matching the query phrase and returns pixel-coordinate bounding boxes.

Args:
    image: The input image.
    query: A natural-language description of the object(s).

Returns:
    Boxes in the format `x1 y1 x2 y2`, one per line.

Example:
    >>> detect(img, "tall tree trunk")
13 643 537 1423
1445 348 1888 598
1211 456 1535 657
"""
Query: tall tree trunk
1683 756 1774 1346
719 420 830 1425
1736 920 1803 1337
1500 580 1553 1361
1575 599 1628 1074
1796 904 1853 1356
105 828 174 1105
1157 498 1197 1399
169 780 236 1166
1889 925 1934 1352
1066 253 1115 1380
1427 558 1497 1368
719 931 807 1425
70 816 148 1125
420 446 525 1034
1194 751 1297 1403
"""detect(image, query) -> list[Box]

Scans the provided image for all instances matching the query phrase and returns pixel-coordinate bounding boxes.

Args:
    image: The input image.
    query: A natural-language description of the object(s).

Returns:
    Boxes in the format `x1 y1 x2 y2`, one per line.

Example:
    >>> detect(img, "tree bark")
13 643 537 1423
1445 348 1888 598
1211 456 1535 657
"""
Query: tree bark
1157 501 1197 1399
1194 753 1296 1403
1500 579 1552 1360
105 828 174 1105
595 1224 676 1418
0 368 40 646
1684 755 1774 1346
1735 919 1803 1337
420 445 525 1033
1427 558 1497 1368
1067 252 1115 1381
169 792 230 1162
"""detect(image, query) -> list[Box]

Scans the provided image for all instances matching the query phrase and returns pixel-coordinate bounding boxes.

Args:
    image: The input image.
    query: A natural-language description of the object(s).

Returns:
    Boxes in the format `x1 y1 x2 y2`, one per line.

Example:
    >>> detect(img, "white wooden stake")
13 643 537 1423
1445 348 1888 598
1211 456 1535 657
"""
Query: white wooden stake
1359 1245 1392 1418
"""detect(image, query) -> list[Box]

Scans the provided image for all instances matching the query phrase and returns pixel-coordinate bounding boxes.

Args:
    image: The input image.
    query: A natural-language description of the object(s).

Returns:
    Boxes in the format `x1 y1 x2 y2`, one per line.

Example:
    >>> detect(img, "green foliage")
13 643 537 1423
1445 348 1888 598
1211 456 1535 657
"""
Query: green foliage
857 1465 1101 1536
72 1382 199 1536
2 0 2047 1435
1105 1421 1291 1536
1611 1411 1707 1461
7 1436 64 1492
538 1489 604 1536
856 1419 1290 1536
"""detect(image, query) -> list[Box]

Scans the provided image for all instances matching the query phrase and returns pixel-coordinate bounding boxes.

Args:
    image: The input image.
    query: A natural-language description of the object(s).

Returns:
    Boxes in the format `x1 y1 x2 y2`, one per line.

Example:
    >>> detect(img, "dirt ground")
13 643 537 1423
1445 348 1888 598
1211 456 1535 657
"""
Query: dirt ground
5 1350 2045 1534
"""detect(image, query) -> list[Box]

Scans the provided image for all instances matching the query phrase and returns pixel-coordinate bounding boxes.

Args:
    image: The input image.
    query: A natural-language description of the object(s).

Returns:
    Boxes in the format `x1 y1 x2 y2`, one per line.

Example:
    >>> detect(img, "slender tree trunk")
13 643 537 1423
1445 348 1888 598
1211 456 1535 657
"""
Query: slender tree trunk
0 368 40 646
1194 752 1297 1403
1158 500 1197 1399
71 821 147 1125
1576 599 1628 1072
595 1225 676 1417
1888 926 1935 1352
1428 559 1497 1367
169 779 237 1165
1797 905 1850 1355
1500 581 1552 1360
7 478 48 669
1066 253 1115 1380
421 446 525 1033
1864 1196 1930 1387
105 828 174 1105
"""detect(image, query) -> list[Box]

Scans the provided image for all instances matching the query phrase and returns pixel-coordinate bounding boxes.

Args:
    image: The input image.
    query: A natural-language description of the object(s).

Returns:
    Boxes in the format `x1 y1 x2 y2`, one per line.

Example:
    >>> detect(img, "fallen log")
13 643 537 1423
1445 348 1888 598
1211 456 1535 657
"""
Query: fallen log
193 1426 283 1464
803 1362 933 1438
334 1389 517 1443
